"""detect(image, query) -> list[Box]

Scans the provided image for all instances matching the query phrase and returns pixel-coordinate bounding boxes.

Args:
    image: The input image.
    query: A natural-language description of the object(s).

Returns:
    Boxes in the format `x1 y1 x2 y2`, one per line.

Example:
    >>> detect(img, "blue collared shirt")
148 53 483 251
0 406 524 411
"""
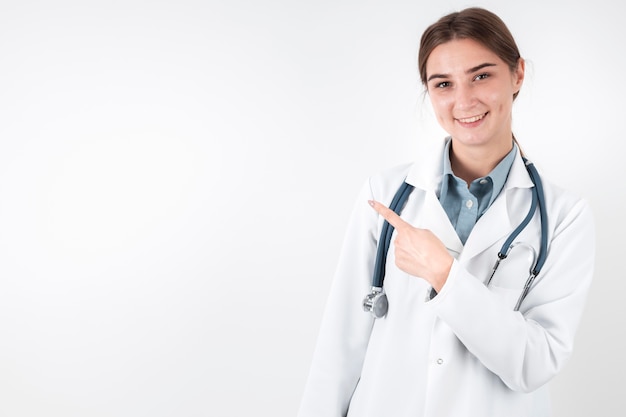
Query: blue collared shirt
438 140 517 244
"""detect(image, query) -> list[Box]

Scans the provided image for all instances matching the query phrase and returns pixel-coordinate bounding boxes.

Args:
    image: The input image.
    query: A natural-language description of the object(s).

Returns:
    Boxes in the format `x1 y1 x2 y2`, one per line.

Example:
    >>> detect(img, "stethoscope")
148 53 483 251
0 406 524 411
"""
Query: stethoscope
363 158 548 318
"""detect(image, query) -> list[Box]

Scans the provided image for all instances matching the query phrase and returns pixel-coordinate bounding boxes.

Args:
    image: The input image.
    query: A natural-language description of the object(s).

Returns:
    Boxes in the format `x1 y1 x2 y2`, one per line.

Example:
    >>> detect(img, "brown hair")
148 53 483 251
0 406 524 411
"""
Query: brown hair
418 7 522 98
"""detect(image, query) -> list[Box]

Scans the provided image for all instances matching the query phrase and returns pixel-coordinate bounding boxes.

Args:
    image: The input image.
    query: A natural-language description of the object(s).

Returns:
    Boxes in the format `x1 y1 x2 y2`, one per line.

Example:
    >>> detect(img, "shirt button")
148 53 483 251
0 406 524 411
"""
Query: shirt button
465 200 474 209
479 179 488 185
437 358 444 365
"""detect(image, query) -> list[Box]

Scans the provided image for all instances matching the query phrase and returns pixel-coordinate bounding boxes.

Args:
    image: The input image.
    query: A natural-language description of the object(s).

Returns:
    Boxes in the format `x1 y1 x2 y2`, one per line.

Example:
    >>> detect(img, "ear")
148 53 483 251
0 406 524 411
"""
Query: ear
513 58 525 93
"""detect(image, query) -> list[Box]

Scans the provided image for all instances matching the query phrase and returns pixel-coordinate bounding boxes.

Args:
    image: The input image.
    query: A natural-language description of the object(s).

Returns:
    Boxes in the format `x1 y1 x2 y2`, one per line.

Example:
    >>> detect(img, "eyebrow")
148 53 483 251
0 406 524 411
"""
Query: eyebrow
426 62 498 82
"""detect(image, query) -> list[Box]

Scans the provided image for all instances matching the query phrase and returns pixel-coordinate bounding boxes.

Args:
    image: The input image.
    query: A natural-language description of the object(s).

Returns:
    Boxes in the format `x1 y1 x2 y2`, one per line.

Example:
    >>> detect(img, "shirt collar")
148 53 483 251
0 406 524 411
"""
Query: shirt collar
440 139 518 204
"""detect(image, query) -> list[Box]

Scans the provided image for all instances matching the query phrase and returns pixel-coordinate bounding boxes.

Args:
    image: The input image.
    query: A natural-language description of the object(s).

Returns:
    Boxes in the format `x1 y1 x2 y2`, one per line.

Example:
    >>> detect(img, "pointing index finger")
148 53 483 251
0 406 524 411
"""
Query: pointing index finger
368 200 410 230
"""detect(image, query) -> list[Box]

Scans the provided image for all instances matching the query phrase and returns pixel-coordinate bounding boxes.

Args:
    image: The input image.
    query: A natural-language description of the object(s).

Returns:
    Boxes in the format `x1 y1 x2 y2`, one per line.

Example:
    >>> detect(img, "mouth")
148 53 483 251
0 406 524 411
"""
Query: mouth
456 112 488 124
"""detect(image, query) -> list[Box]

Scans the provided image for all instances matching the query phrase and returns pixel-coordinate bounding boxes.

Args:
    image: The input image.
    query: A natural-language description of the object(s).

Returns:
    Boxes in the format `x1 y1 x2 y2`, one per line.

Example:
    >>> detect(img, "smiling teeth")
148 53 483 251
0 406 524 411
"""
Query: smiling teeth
458 113 486 123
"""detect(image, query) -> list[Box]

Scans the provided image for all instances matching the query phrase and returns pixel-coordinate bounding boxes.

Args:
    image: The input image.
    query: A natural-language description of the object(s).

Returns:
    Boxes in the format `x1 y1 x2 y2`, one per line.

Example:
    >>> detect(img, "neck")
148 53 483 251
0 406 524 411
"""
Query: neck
449 139 513 185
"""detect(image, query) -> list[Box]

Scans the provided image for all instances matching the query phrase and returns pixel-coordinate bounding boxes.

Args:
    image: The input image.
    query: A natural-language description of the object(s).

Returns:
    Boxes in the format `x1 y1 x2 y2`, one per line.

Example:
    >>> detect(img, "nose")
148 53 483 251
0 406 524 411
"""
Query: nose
454 83 477 111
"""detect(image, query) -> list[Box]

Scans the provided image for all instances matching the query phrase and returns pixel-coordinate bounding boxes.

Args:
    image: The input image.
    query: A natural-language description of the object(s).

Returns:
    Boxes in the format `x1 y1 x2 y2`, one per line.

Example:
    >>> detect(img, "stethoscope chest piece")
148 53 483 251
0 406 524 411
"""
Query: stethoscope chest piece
362 287 388 318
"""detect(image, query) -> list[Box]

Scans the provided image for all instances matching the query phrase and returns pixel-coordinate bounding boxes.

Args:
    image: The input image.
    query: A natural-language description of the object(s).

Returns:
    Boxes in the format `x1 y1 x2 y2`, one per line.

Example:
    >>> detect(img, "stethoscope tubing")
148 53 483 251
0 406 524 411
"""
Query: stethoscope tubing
524 159 548 276
371 182 414 288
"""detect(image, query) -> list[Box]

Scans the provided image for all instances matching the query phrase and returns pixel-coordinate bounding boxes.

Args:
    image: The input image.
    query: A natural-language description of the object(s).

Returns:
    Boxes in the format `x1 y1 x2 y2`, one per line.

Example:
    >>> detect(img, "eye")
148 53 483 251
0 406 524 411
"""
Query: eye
474 73 490 81
434 81 451 89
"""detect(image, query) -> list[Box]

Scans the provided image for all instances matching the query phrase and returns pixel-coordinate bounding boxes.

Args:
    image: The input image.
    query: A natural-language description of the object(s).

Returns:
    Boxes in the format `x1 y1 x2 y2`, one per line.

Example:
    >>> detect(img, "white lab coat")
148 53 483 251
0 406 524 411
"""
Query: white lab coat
298 138 595 417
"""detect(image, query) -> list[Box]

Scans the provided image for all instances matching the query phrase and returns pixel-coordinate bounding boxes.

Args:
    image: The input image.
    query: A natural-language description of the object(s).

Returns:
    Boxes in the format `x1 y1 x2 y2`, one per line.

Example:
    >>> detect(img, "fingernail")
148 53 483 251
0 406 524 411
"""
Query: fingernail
368 200 375 207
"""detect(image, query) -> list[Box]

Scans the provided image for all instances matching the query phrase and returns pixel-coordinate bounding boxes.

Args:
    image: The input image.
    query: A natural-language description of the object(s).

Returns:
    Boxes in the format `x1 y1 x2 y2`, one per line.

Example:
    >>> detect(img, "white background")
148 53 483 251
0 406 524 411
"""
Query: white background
0 0 622 416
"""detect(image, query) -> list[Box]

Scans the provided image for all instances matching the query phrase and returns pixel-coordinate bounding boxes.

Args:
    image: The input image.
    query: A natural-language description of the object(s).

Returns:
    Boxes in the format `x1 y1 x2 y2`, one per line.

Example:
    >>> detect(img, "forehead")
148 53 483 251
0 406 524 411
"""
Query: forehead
426 38 504 75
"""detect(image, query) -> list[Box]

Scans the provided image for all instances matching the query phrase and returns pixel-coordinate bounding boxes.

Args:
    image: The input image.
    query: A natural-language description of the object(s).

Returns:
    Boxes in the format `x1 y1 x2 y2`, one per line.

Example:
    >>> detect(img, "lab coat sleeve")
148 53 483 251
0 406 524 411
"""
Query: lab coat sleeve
297 179 380 417
427 197 595 393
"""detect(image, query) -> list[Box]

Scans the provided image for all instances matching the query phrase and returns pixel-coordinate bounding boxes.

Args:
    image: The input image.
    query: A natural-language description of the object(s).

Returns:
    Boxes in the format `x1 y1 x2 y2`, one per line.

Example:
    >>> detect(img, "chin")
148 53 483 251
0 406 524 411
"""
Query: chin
451 133 491 146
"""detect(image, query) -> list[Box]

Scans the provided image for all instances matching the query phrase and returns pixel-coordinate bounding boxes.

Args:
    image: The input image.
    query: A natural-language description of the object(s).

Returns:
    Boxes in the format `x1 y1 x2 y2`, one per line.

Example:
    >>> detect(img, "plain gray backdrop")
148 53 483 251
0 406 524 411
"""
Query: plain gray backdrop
0 0 622 416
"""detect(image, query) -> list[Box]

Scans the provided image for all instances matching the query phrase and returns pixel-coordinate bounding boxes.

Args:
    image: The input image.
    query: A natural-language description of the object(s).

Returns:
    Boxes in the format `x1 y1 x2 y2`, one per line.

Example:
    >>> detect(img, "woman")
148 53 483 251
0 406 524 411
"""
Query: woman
297 7 595 417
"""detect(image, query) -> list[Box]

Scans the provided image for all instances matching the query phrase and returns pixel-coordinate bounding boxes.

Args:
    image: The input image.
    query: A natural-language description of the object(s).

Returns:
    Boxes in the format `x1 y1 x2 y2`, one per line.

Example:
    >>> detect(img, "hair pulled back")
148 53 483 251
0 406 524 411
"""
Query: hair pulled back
418 8 522 98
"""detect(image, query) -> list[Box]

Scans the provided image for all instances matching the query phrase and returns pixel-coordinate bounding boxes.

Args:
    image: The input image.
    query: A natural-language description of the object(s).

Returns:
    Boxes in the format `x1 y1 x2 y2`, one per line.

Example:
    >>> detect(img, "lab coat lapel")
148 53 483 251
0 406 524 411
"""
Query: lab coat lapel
405 138 463 257
418 191 464 257
459 152 535 262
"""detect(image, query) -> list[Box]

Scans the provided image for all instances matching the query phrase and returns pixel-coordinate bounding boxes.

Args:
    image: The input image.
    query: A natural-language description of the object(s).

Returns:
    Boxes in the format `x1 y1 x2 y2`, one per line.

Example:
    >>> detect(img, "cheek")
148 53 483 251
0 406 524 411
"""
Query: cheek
486 84 515 112
483 91 510 114
429 94 453 120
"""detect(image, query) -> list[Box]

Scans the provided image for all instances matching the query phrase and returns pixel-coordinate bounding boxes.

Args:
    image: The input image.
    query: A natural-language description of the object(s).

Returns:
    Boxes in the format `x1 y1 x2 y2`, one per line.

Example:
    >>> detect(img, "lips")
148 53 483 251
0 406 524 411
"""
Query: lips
456 112 488 124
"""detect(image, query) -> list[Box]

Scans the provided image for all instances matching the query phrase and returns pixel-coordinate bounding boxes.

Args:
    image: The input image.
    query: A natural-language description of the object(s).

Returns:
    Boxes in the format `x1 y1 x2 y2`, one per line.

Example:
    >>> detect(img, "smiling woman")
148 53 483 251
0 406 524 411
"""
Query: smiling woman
0 0 618 415
425 38 524 184
297 7 595 417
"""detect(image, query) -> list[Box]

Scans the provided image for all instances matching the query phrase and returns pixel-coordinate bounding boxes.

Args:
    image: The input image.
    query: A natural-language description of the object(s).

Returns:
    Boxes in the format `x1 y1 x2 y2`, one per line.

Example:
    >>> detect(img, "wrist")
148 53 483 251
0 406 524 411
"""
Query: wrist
430 256 453 293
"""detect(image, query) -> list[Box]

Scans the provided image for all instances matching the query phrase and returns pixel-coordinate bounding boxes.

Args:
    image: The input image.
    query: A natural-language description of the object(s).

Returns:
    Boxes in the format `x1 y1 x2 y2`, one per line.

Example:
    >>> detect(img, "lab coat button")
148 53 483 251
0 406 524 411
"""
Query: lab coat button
436 358 444 365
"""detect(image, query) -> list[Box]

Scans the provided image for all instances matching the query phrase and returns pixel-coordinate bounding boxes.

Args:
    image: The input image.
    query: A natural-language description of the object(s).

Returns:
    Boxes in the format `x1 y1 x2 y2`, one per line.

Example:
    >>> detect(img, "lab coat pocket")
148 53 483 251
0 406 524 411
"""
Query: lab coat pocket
489 285 523 310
